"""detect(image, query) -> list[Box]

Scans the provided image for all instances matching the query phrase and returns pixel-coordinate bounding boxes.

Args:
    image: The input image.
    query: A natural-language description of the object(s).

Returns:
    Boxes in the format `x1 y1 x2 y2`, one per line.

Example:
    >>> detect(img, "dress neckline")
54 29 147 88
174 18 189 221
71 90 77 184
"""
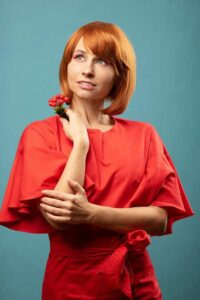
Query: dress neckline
87 116 118 134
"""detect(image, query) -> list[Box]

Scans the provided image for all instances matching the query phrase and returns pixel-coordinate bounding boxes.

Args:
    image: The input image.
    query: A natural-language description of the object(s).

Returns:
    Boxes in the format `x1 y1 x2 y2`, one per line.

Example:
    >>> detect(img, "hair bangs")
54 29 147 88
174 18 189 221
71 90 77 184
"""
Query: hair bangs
82 30 119 68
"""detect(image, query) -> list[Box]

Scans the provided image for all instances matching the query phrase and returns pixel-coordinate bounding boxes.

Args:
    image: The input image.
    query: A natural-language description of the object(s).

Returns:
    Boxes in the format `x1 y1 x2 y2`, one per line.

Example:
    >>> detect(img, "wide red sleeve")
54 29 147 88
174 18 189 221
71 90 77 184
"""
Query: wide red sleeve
146 125 194 235
0 123 94 234
129 124 194 235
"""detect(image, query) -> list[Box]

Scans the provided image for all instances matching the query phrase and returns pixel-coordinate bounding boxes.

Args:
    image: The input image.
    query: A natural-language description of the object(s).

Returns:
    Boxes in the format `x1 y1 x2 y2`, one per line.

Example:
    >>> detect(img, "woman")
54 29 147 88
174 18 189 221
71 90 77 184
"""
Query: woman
0 21 194 300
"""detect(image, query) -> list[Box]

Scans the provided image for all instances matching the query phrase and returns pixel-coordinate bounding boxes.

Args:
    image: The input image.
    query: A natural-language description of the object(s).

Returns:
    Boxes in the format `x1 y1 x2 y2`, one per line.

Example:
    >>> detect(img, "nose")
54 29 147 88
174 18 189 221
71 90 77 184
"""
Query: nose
82 60 94 77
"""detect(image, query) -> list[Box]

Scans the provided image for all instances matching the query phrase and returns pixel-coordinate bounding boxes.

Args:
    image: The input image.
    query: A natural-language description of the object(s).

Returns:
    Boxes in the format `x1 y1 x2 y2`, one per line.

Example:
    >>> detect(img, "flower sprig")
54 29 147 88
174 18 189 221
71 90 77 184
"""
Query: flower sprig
48 94 71 120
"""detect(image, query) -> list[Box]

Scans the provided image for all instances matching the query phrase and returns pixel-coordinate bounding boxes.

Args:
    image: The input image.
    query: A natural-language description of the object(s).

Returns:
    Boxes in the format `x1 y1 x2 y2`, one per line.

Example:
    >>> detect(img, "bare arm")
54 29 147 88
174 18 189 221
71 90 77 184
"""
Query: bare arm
40 182 168 235
37 141 89 229
37 109 90 229
53 141 89 193
88 204 168 235
53 110 90 193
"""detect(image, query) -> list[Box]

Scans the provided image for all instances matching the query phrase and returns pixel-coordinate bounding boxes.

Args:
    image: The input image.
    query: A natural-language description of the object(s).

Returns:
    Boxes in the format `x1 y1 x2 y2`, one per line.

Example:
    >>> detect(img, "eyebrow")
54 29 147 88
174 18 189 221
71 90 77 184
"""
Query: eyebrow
74 49 87 53
73 49 98 58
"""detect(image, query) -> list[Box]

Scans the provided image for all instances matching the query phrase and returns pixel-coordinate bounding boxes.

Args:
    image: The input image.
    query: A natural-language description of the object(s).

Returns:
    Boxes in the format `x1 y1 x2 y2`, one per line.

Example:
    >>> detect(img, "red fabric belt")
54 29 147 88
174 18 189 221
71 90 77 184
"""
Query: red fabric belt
49 230 151 299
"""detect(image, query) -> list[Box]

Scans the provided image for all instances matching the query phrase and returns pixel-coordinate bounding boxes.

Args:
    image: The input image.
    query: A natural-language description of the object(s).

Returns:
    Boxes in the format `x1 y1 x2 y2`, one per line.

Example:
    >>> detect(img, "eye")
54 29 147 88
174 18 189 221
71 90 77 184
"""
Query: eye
96 58 108 65
74 54 85 61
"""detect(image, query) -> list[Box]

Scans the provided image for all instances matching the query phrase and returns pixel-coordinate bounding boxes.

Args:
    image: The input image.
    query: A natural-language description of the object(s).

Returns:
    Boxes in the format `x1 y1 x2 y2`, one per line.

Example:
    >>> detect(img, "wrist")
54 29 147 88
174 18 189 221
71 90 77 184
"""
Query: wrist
87 203 101 225
73 139 89 151
88 204 115 226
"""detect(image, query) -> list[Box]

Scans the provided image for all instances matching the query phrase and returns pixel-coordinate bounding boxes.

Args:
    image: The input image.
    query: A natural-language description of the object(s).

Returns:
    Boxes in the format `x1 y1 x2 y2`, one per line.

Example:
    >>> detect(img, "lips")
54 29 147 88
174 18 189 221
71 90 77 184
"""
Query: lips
78 81 96 86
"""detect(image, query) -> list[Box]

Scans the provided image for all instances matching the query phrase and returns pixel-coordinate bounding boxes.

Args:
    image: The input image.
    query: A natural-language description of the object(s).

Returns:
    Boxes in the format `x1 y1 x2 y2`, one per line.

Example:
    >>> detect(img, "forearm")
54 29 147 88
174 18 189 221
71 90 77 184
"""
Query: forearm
37 141 89 229
89 205 168 235
54 141 89 193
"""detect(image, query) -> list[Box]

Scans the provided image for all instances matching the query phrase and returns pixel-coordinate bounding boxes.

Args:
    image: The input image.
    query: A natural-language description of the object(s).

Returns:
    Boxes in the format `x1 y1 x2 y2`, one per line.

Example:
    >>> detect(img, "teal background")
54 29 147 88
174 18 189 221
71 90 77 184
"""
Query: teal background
0 0 199 299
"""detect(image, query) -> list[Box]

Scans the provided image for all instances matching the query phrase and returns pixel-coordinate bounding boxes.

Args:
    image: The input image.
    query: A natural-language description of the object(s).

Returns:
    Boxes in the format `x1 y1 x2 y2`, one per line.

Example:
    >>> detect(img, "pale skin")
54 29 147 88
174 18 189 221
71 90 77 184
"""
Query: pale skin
38 37 168 235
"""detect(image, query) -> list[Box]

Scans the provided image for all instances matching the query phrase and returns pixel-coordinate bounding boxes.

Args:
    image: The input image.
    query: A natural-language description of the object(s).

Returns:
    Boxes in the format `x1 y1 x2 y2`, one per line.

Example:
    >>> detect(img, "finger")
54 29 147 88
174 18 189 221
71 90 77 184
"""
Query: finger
44 212 71 223
60 117 69 125
68 179 86 195
40 197 70 208
64 108 72 115
41 190 74 201
39 203 70 216
60 117 64 122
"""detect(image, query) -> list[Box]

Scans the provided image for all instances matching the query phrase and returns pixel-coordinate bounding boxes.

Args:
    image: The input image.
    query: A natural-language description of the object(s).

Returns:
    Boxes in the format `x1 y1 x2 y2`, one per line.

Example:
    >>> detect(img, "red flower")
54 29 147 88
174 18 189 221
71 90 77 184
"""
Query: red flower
48 94 71 120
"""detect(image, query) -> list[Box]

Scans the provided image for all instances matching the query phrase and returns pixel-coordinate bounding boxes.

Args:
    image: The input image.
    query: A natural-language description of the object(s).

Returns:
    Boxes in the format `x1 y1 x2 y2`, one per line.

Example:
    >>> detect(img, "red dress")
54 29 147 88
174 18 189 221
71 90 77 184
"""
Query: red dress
0 115 194 299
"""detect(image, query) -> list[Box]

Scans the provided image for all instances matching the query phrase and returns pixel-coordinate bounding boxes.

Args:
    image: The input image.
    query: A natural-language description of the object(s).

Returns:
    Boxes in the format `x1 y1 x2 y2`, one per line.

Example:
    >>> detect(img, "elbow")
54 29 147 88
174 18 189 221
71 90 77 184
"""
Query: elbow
149 206 168 235
156 207 168 235
158 216 168 235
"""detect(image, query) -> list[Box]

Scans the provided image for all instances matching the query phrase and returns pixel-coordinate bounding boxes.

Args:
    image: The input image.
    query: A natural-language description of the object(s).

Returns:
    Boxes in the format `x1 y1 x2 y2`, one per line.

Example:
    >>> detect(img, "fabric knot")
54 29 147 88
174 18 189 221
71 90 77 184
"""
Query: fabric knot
96 230 151 299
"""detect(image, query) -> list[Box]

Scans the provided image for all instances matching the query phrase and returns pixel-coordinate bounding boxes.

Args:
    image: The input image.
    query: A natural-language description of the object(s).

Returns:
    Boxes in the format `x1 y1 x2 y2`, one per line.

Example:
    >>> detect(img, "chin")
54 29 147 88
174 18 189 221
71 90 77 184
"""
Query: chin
72 92 98 101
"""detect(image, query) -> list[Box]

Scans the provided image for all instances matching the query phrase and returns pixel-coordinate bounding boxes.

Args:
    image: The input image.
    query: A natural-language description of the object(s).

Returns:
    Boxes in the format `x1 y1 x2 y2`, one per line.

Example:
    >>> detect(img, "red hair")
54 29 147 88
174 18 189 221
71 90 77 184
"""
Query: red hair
59 21 136 115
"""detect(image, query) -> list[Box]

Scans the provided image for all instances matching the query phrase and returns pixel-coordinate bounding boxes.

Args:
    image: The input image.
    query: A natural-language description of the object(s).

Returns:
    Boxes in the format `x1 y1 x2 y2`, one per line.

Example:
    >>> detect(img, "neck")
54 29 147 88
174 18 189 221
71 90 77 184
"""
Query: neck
69 97 106 127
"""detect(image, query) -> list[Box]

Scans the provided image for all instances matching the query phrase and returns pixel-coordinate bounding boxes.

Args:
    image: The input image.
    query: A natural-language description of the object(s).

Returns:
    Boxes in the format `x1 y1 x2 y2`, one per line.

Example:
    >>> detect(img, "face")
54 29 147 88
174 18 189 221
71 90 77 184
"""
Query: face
67 37 116 102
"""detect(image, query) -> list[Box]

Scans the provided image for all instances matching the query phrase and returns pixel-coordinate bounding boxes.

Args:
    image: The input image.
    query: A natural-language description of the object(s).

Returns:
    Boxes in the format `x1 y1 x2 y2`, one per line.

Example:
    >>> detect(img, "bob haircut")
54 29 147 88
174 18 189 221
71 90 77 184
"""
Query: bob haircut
59 21 136 115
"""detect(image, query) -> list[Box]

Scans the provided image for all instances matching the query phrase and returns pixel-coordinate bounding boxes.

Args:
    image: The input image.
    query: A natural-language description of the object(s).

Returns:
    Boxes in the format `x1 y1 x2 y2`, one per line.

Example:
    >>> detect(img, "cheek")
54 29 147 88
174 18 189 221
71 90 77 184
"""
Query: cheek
67 62 80 79
67 64 78 88
67 64 74 79
99 70 115 87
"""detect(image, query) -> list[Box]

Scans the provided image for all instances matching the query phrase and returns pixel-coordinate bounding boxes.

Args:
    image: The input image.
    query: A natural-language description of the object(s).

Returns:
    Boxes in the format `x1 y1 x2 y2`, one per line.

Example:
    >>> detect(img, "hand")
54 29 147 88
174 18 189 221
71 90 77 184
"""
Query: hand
60 108 89 146
37 203 69 230
39 179 96 226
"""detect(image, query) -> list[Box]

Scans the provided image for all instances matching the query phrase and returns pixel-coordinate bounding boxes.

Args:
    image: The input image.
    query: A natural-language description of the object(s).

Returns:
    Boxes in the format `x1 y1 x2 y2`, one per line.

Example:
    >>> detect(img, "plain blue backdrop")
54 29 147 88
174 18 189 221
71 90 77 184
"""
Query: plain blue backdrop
0 0 199 299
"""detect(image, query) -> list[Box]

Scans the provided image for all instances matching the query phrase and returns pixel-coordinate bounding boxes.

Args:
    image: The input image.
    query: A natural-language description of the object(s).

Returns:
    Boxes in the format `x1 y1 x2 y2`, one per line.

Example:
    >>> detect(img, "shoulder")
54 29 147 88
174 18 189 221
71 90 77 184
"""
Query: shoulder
22 115 58 135
115 117 165 157
115 116 155 136
19 115 59 145
24 115 58 132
